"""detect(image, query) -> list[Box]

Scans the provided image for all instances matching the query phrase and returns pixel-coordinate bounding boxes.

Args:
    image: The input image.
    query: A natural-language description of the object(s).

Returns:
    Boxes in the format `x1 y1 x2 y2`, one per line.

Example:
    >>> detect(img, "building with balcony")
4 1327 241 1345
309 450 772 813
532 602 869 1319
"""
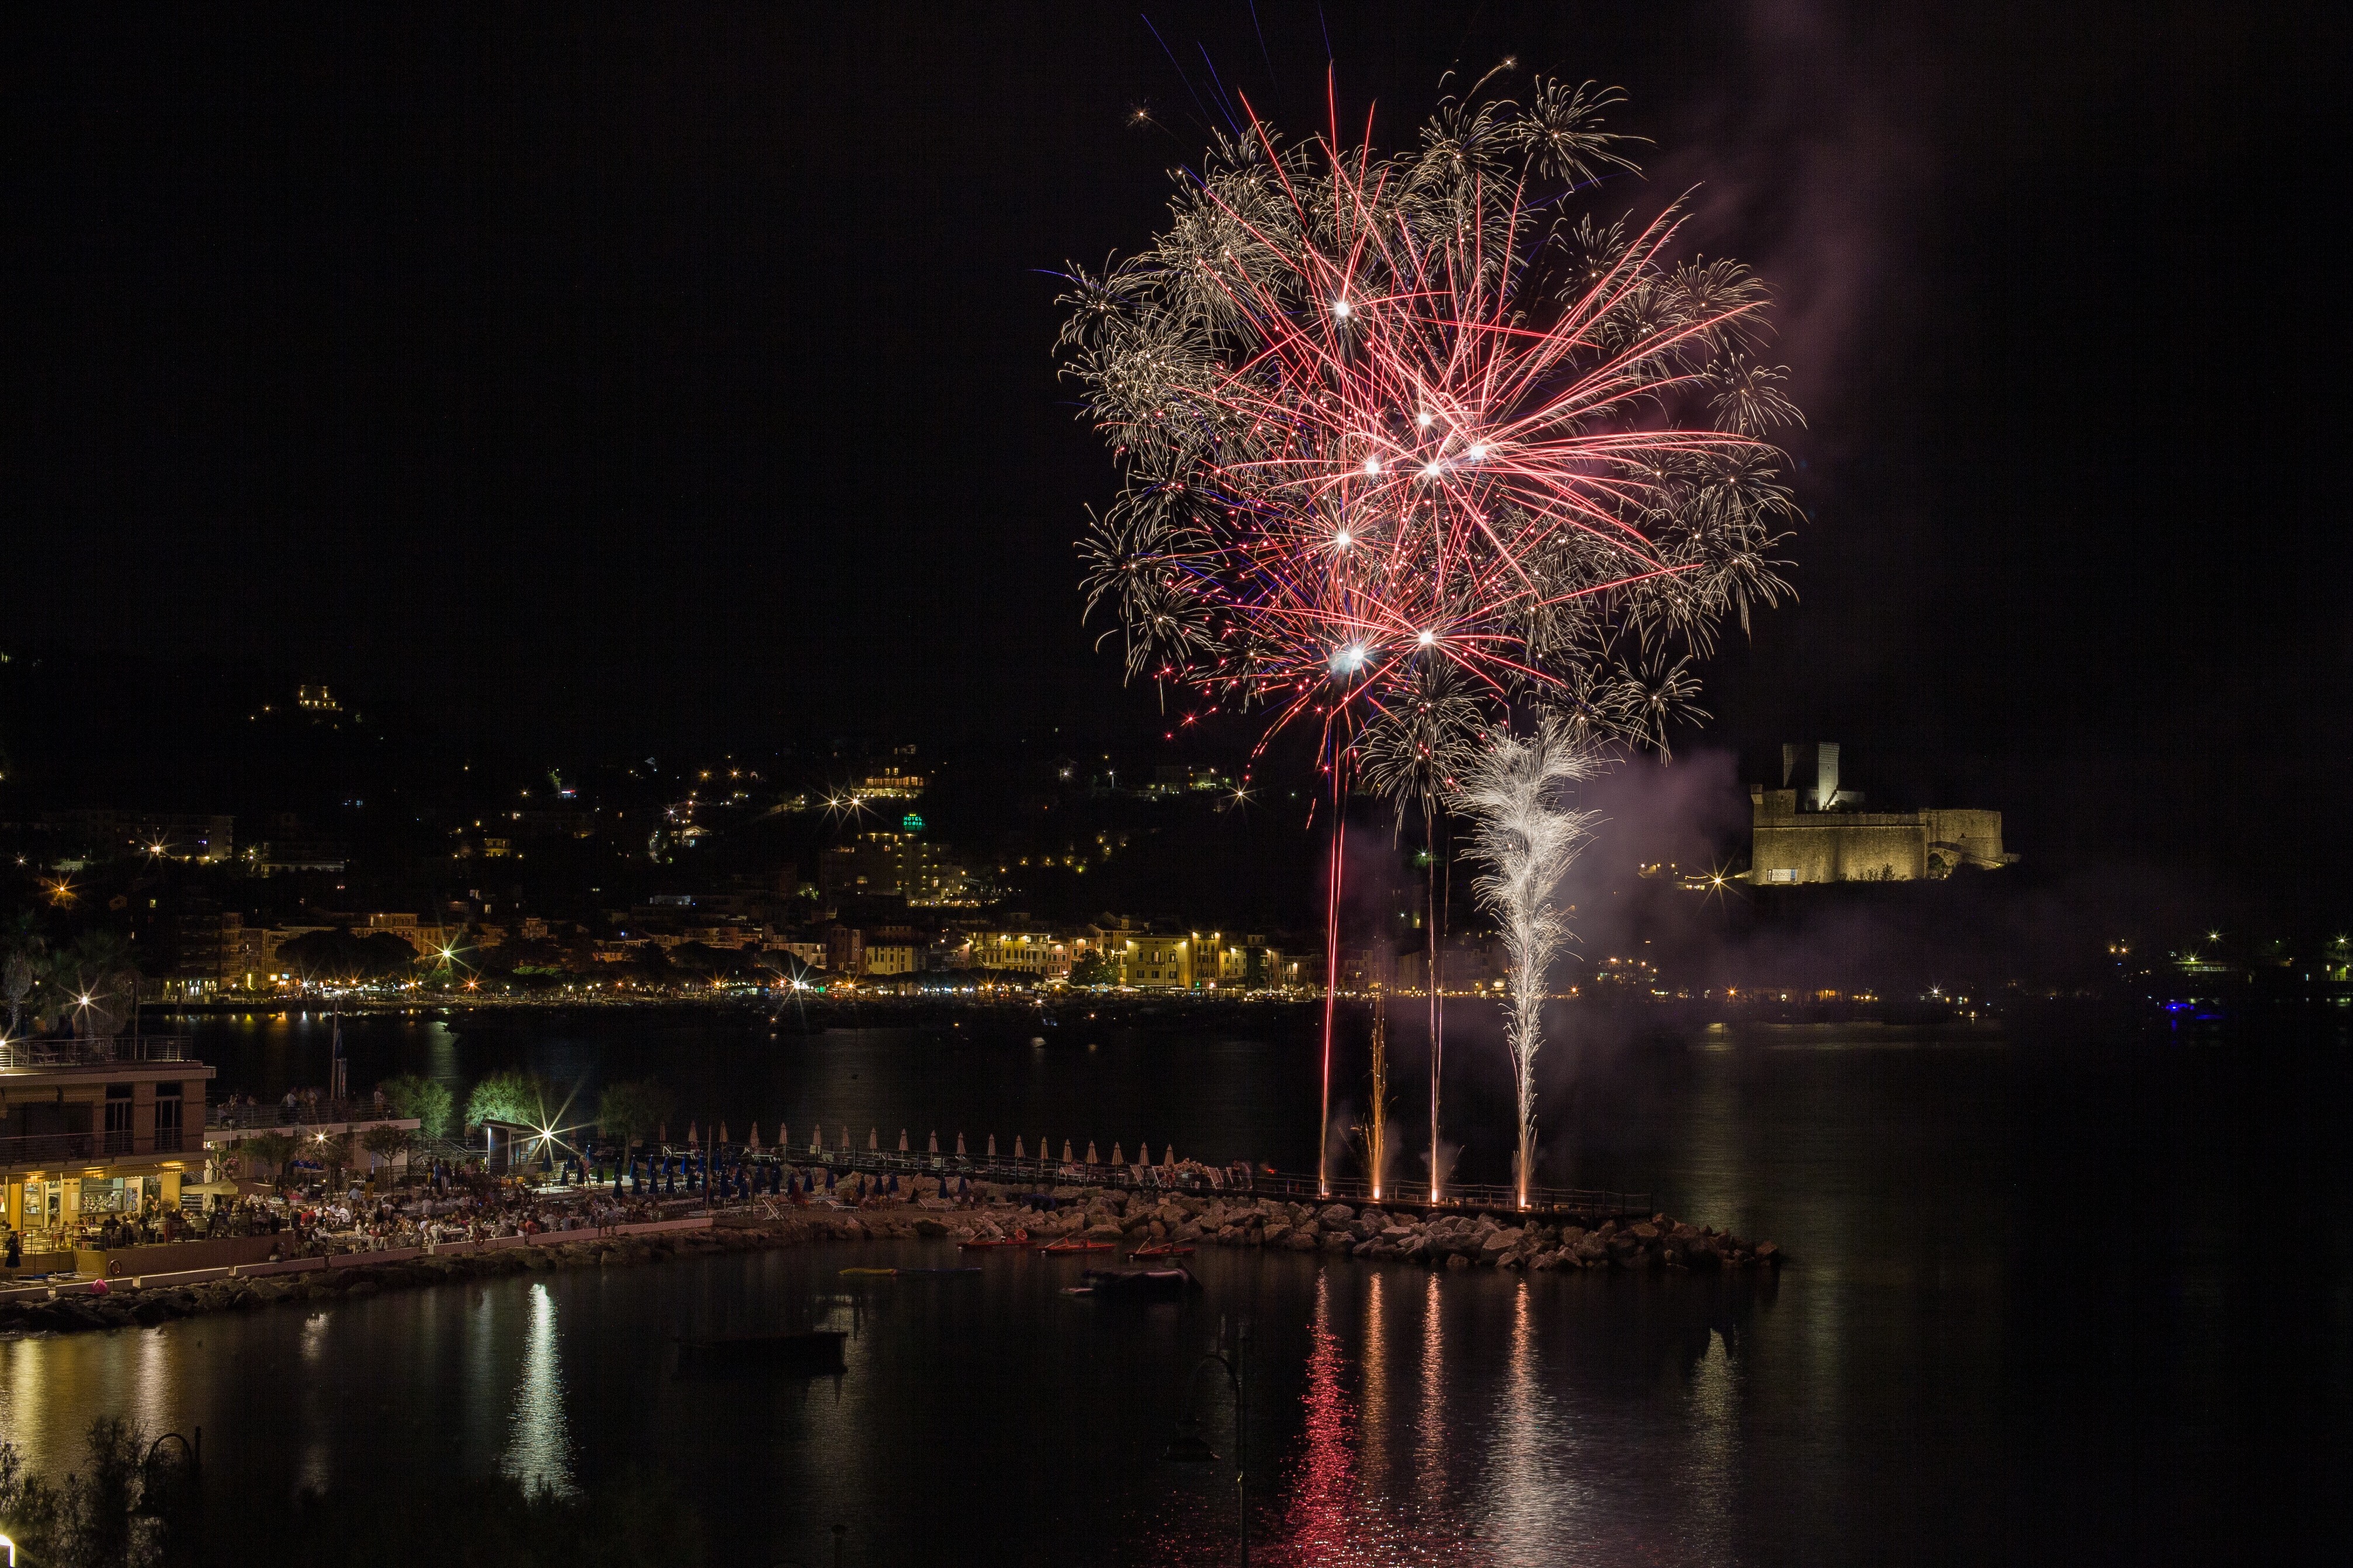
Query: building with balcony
2 1034 214 1258
971 930 1074 980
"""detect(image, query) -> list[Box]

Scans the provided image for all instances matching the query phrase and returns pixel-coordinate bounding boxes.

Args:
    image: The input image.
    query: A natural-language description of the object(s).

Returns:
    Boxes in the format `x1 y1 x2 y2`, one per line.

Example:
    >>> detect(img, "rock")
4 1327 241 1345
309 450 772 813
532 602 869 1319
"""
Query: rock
1379 1225 1416 1244
1286 1230 1321 1251
1320 1231 1351 1253
1754 1242 1782 1265
1084 1223 1125 1243
912 1218 948 1237
1629 1222 1660 1242
1444 1253 1470 1271
1318 1204 1356 1228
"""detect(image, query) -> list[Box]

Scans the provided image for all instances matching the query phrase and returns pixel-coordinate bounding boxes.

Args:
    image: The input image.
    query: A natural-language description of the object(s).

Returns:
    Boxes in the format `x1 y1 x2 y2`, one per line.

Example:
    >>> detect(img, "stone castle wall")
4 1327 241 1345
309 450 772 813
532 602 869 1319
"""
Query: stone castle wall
1750 794 2009 884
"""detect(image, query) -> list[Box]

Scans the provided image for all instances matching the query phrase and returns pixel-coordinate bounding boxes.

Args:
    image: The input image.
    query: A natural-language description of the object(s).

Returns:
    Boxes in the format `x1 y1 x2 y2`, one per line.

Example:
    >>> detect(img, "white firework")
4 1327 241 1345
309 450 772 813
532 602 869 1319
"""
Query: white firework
1458 716 1602 1208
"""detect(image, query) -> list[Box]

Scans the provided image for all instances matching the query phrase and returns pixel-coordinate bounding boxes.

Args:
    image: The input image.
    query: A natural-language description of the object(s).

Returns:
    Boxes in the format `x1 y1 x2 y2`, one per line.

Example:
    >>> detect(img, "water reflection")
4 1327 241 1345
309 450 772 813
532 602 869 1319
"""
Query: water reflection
502 1282 573 1494
1479 1281 1576 1564
1361 1273 1388 1495
1278 1270 1357 1559
1415 1272 1445 1514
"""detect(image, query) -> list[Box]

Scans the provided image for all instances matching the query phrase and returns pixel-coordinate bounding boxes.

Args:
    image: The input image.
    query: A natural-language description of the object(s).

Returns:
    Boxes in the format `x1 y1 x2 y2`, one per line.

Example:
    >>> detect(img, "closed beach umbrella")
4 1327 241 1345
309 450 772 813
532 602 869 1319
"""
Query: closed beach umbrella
1139 1143 1152 1166
1164 1146 1175 1167
985 1134 996 1156
838 1126 850 1151
658 1121 668 1145
928 1131 939 1154
1013 1136 1024 1158
956 1132 968 1156
688 1122 699 1148
1085 1141 1099 1165
750 1124 764 1153
1112 1142 1123 1166
811 1129 823 1154
720 1121 730 1146
869 1128 879 1150
898 1129 910 1153
1063 1139 1074 1163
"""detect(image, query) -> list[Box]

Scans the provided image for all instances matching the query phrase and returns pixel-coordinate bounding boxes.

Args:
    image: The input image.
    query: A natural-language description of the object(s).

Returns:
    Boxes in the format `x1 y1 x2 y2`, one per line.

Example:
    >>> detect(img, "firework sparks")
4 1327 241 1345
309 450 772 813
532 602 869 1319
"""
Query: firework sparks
1458 716 1600 1209
1061 72 1801 1195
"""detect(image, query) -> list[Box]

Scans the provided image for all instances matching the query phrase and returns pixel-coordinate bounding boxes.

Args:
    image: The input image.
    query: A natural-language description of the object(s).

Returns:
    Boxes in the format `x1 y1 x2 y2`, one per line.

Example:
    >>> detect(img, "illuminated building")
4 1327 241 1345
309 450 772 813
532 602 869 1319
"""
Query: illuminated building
818 830 978 905
1748 742 2015 884
858 745 926 799
1122 933 1196 989
971 930 1072 979
1 1032 214 1258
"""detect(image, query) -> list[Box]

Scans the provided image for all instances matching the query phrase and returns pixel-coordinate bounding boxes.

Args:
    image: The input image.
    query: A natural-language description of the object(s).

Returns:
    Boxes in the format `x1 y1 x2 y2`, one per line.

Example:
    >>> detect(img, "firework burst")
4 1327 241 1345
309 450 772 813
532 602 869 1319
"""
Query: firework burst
1061 71 1802 1195
1058 75 1801 769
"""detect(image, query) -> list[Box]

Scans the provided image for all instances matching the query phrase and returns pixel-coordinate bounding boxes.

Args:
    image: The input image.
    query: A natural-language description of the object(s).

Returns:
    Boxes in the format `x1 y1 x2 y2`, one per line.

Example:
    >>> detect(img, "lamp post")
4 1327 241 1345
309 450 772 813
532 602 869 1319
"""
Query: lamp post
1162 1317 1250 1566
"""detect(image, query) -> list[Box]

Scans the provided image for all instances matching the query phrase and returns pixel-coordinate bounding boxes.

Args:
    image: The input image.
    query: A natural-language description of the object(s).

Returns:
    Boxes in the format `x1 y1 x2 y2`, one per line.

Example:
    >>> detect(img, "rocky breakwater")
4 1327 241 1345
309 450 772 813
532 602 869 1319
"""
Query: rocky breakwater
955 1188 1783 1274
0 1192 1781 1340
0 1214 886 1338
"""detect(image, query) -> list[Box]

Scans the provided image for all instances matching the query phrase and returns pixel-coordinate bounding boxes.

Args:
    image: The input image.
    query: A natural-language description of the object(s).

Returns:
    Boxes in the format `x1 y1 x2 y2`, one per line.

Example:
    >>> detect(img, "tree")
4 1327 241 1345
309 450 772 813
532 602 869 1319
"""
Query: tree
360 1124 414 1171
0 1416 202 1568
1068 950 1118 988
3 910 48 1034
243 1131 298 1184
51 930 140 1039
595 1079 674 1157
274 928 418 984
376 1073 453 1140
466 1069 551 1131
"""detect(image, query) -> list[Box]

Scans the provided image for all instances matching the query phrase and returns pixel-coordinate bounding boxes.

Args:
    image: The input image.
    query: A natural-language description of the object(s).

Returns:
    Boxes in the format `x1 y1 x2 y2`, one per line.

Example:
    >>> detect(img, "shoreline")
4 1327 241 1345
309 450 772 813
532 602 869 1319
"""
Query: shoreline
0 1188 1779 1338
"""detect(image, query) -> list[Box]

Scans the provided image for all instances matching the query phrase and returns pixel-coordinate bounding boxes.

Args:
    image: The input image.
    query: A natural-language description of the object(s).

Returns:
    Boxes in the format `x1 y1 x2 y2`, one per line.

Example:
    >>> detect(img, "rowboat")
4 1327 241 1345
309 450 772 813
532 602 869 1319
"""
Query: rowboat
839 1265 981 1277
1062 1265 1202 1299
1041 1239 1115 1254
1127 1243 1195 1258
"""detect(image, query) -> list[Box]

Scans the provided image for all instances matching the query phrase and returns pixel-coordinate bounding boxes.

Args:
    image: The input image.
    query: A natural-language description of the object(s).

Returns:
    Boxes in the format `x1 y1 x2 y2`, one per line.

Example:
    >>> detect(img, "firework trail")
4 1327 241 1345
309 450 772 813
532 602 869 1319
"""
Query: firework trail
1457 716 1600 1209
1059 68 1802 1193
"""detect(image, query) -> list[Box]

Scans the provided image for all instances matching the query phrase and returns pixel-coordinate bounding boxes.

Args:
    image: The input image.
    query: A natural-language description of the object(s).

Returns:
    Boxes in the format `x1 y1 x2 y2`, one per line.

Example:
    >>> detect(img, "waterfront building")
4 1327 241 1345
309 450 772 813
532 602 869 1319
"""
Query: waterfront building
1122 933 1196 989
1 1032 213 1260
970 930 1073 980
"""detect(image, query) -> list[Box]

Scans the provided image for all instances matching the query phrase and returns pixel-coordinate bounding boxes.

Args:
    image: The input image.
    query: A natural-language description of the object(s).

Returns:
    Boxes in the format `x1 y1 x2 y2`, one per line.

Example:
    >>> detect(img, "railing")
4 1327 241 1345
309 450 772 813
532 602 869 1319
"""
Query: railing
0 1034 195 1070
0 1131 99 1164
1246 1170 1653 1221
591 1143 1650 1222
206 1097 414 1131
0 1128 209 1167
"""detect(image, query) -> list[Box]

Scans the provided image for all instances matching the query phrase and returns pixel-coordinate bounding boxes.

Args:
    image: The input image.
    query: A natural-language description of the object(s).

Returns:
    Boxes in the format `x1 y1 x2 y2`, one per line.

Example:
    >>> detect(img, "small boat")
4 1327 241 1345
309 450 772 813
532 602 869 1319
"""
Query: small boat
839 1266 982 1277
1063 1265 1202 1299
1041 1239 1115 1254
674 1330 845 1375
1127 1243 1196 1258
958 1236 1037 1250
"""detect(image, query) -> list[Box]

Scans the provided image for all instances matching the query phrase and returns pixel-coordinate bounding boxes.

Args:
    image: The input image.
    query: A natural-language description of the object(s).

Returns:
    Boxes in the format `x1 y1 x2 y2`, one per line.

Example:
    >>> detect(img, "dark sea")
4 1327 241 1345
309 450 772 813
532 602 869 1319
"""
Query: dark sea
2 1004 2346 1565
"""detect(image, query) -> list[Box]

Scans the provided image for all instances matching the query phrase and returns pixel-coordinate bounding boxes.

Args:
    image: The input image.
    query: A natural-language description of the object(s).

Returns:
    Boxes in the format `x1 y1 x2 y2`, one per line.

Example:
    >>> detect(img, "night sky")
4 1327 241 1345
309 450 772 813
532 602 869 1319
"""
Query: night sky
5 4 2347 913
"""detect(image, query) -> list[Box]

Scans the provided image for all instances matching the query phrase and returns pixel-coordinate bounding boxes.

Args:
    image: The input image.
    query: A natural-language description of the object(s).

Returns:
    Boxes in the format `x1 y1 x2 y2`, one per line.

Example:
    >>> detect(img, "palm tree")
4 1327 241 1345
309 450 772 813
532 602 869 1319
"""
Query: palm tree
53 930 140 1042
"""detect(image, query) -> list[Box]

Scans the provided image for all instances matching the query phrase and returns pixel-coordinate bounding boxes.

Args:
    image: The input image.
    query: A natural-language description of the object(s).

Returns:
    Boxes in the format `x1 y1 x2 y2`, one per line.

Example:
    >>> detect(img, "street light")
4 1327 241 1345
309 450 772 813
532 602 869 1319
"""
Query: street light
1162 1317 1251 1565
